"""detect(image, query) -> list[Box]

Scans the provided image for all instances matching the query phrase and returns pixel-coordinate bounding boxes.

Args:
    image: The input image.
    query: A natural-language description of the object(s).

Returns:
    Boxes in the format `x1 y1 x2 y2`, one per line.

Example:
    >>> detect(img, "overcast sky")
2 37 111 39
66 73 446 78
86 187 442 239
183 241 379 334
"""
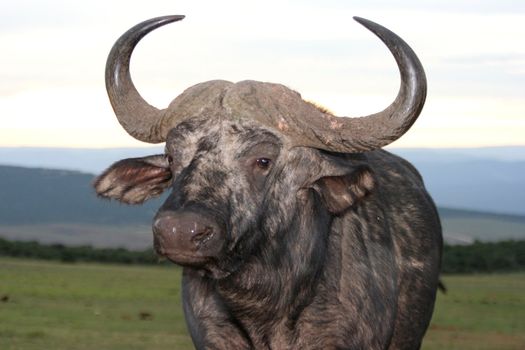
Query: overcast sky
1 0 524 148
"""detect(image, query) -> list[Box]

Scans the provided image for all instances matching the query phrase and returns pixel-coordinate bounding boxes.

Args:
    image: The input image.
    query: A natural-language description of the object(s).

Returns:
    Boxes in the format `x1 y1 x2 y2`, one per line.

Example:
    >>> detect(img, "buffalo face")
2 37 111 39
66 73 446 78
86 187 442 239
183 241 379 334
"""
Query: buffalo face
95 117 283 278
95 116 375 278
95 14 423 279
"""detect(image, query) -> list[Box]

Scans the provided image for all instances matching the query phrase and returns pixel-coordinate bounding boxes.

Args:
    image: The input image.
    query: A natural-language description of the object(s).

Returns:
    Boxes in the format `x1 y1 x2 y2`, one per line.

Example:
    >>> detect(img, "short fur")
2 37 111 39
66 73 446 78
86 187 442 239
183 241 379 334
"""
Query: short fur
95 116 442 349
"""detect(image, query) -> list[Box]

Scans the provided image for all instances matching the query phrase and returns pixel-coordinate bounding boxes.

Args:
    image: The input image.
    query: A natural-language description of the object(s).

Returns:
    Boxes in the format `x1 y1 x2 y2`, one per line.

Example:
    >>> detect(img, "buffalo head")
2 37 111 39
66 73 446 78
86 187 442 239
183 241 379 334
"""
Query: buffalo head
94 15 426 279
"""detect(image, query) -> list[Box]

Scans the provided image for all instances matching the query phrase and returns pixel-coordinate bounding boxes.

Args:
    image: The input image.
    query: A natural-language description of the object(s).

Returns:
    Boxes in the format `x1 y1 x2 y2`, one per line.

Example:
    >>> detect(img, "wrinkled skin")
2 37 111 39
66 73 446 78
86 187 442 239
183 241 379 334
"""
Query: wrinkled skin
95 115 442 350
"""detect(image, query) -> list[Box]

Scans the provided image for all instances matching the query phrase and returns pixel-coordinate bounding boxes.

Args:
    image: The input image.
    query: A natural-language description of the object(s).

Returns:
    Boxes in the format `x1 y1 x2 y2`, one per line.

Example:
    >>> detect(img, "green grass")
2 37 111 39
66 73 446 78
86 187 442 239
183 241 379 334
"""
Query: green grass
422 274 525 350
0 258 192 350
1 258 524 349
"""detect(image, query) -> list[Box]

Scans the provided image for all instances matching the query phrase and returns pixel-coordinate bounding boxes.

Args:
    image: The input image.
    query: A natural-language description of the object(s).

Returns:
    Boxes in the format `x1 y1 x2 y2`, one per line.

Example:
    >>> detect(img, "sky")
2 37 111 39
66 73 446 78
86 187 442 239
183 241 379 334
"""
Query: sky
1 0 524 149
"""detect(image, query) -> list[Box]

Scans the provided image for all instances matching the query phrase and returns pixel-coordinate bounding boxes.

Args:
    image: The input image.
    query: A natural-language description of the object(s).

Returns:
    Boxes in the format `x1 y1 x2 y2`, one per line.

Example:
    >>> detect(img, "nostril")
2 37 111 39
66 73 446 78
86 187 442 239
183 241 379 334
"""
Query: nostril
191 227 215 245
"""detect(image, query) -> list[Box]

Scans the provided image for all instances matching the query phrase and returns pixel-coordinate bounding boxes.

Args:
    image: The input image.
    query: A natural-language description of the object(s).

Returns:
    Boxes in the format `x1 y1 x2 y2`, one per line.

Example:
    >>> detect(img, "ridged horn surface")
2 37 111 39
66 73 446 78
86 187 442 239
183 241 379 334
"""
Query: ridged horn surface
105 15 185 143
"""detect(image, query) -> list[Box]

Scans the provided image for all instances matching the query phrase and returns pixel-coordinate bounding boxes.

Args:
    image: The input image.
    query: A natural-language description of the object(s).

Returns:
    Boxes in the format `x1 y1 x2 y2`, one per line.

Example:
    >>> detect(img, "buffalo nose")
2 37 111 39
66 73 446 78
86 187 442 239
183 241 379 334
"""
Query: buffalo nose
153 211 217 250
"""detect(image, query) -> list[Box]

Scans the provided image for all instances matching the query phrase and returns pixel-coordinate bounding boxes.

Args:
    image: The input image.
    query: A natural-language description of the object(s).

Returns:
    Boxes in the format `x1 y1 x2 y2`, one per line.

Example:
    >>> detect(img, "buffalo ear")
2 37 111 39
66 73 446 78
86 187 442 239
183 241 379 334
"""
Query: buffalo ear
312 166 375 215
93 154 172 204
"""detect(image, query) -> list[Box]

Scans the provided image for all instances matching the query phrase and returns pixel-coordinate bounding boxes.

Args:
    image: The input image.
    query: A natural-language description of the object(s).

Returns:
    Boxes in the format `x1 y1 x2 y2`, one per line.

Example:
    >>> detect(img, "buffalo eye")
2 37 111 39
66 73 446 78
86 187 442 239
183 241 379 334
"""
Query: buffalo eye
167 155 174 165
256 158 271 170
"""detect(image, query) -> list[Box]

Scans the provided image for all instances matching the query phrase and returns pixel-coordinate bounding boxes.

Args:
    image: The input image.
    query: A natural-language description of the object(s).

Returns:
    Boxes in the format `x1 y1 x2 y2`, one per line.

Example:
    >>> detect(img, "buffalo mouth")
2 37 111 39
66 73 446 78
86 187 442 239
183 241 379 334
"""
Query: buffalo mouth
154 238 215 266
154 238 232 279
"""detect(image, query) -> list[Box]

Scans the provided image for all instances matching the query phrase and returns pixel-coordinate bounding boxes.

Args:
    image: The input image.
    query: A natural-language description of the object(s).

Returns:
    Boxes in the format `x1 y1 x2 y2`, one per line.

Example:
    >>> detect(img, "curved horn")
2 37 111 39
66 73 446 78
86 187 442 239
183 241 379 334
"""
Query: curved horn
284 17 427 152
105 15 185 143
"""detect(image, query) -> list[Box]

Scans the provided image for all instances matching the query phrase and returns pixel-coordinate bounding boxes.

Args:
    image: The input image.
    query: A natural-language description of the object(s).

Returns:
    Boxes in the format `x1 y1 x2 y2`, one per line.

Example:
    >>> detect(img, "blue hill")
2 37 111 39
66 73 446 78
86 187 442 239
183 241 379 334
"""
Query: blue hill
1 146 524 215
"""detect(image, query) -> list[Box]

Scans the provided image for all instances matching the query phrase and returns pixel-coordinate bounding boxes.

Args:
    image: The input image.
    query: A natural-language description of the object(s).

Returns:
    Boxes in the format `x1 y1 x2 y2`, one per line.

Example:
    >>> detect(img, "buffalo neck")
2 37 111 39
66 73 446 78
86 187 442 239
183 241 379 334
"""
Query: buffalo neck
216 189 331 338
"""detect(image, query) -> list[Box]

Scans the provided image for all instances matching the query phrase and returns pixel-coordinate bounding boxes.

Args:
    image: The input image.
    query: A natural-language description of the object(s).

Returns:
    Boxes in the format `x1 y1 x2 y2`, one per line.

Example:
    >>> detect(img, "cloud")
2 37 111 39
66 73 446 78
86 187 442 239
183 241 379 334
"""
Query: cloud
301 0 525 14
0 1 95 32
445 53 525 65
1 0 524 148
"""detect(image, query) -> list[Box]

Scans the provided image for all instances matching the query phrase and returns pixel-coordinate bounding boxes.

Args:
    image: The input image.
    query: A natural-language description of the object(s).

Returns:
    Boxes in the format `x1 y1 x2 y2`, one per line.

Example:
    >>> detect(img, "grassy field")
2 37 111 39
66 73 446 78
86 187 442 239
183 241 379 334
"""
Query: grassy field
0 258 192 350
1 258 524 350
422 273 525 350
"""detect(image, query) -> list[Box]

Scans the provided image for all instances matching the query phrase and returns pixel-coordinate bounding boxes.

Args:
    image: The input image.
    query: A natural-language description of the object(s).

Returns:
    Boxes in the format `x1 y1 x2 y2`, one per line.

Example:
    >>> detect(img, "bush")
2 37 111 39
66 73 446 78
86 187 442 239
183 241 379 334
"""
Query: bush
441 240 525 273
1 237 524 273
0 238 160 265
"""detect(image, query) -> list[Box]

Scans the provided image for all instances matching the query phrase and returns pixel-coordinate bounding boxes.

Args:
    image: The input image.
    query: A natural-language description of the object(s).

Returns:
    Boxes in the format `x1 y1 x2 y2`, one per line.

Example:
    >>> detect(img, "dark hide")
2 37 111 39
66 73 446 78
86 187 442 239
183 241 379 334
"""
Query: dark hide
95 116 442 349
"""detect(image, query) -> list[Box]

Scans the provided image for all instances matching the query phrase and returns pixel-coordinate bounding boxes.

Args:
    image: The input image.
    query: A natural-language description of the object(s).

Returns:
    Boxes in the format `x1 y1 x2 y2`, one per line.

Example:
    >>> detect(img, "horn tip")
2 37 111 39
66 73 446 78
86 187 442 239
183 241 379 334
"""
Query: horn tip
164 15 185 22
152 15 185 25
353 16 375 28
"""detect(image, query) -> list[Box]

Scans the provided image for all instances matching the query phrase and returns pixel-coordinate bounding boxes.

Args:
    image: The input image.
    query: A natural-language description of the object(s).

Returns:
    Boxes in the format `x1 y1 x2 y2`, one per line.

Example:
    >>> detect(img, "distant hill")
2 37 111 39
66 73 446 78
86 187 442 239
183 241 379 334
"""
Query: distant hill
0 165 164 249
0 147 163 175
404 159 525 216
0 164 524 249
0 165 163 225
1 146 524 215
391 147 525 216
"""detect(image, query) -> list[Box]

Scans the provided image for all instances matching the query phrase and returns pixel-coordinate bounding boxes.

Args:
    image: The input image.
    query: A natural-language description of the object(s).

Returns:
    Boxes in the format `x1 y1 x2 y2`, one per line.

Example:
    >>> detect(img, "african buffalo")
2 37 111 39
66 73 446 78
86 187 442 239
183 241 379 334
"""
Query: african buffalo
95 15 442 349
